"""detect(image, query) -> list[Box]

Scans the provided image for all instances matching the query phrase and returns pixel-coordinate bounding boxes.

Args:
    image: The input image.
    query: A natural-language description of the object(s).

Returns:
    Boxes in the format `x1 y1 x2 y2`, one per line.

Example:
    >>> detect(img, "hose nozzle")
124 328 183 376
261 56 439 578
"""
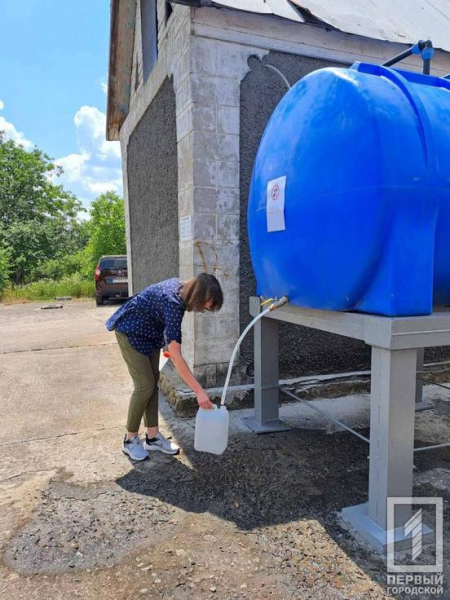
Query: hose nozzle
269 296 289 311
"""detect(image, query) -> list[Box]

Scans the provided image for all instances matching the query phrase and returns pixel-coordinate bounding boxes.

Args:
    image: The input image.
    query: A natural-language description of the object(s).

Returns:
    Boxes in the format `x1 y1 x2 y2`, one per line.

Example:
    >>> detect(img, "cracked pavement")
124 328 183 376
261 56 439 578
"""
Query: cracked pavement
0 300 449 599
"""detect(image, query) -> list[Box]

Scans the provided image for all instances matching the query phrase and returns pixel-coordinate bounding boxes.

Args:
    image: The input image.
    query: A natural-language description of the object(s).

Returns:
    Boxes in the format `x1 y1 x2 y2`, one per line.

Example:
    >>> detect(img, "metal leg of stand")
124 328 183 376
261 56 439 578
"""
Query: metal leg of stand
242 313 291 434
342 347 433 552
369 348 416 527
415 348 432 411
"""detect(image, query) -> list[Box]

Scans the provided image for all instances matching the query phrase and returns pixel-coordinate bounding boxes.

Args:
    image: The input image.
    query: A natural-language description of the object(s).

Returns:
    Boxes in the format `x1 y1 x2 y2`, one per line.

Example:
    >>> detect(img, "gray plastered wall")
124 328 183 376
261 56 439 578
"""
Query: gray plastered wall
127 77 179 292
121 2 191 294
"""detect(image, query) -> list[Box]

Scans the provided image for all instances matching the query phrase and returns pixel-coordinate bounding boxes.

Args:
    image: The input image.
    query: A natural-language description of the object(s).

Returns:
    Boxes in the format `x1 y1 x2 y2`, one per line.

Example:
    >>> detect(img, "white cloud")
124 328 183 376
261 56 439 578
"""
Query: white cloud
88 180 122 195
100 80 108 95
0 96 122 208
56 152 90 182
0 99 34 150
56 105 122 207
73 105 121 162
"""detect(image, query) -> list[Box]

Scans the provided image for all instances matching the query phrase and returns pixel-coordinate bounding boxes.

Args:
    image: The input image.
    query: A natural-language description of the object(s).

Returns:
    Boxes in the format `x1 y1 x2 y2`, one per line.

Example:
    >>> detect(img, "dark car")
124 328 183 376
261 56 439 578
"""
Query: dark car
94 255 129 306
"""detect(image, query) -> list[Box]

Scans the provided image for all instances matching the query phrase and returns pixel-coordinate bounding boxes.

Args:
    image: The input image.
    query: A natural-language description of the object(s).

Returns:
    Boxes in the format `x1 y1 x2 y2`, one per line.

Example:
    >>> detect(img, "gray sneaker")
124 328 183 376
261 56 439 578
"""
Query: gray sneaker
122 435 148 461
144 433 180 455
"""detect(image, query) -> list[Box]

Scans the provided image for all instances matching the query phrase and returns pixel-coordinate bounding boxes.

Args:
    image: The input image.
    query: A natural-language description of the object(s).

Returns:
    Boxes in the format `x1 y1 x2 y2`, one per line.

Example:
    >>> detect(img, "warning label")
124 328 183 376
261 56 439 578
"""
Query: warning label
266 176 286 232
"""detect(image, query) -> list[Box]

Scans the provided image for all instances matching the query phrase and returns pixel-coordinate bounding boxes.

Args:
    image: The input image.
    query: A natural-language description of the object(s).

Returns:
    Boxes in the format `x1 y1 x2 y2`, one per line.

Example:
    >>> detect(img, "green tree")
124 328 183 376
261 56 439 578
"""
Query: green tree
0 132 81 226
84 191 126 273
0 132 86 284
0 246 11 294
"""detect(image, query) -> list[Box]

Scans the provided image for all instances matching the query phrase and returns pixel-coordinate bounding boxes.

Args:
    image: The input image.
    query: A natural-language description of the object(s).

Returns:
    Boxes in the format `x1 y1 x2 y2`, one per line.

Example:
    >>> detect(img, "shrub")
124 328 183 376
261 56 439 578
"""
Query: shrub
2 273 94 302
35 250 91 281
0 247 11 296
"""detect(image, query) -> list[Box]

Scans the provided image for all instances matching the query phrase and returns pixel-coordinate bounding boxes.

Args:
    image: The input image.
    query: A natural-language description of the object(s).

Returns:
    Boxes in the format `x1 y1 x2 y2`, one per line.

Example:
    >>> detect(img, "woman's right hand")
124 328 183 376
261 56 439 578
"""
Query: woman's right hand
196 388 215 409
168 342 215 409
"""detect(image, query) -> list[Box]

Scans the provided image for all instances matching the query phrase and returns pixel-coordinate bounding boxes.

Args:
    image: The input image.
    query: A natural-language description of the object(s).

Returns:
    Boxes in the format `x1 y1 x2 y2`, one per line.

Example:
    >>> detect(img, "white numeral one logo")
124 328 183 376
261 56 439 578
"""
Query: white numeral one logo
404 509 423 561
387 497 443 574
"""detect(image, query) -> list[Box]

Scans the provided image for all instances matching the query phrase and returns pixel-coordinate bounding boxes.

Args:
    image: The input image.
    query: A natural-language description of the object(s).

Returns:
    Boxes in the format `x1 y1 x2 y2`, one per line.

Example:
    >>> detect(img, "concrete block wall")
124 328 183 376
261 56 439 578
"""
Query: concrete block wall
177 36 268 385
121 5 450 397
128 4 376 386
125 4 269 385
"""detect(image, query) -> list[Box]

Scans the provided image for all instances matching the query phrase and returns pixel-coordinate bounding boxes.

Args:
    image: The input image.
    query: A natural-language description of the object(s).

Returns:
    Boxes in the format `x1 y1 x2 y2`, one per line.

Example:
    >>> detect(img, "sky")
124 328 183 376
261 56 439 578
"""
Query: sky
0 0 122 210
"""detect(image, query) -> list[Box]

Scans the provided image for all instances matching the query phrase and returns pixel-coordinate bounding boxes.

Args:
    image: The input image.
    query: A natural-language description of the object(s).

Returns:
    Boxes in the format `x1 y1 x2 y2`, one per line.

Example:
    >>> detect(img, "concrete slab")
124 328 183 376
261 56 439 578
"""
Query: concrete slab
0 301 116 354
341 503 434 554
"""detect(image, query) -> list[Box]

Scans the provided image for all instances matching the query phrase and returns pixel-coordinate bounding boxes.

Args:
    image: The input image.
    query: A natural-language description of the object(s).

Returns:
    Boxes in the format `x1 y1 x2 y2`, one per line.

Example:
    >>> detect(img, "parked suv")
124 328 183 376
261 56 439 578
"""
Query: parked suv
94 255 129 306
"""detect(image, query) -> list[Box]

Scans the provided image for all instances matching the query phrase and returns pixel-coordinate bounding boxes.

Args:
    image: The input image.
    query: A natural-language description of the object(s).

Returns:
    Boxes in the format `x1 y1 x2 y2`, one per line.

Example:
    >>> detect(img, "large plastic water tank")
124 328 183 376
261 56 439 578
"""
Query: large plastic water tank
248 63 450 317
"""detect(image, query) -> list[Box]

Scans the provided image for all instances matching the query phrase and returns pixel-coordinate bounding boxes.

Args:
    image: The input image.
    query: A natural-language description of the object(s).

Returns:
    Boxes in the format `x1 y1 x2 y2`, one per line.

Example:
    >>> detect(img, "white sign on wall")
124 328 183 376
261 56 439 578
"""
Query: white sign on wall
266 176 286 232
180 215 192 241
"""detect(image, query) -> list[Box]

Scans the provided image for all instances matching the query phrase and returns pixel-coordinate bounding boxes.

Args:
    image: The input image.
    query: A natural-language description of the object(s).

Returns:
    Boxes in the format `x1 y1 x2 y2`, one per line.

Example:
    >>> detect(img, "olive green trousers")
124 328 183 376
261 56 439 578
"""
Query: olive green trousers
115 331 160 432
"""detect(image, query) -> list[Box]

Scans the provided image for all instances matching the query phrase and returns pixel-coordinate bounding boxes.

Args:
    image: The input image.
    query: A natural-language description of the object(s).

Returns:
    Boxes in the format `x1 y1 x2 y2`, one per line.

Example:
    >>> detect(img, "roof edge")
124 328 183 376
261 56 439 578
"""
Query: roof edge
106 0 136 141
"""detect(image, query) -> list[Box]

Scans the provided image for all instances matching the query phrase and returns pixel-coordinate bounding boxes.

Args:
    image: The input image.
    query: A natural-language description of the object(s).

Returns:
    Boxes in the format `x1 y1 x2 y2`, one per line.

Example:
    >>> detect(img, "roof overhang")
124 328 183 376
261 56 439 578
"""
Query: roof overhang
171 0 304 21
107 0 450 140
106 0 136 141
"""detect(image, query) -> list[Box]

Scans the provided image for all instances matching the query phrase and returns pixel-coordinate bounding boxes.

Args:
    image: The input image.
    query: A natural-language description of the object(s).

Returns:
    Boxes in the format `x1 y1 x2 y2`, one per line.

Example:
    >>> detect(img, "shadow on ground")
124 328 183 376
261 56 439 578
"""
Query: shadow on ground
5 401 450 599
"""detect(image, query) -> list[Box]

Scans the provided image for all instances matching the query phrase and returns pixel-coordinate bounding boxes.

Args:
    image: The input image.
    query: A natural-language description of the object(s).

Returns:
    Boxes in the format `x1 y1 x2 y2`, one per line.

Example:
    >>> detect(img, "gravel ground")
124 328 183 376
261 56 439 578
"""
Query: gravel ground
0 301 449 599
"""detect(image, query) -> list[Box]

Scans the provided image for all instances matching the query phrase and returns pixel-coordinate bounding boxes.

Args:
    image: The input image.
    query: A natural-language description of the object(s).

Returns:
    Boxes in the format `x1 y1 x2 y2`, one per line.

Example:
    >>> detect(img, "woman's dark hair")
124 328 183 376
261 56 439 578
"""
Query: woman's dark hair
181 273 223 312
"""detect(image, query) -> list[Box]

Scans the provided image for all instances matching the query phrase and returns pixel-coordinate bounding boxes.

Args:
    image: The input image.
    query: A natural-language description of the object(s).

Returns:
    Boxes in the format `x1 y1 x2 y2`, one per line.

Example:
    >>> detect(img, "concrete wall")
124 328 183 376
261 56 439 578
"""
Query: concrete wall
177 35 268 385
121 2 191 295
122 2 256 382
127 78 179 292
120 5 450 387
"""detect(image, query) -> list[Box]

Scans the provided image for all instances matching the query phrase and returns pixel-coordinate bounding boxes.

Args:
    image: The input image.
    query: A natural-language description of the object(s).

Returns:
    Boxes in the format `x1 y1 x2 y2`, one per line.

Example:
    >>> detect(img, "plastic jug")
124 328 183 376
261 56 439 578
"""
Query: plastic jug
194 406 229 455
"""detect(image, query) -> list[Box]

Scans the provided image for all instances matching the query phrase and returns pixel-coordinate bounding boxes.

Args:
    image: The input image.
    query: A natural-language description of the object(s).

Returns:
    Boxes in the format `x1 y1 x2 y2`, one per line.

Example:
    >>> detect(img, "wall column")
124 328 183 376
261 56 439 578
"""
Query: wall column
175 35 266 385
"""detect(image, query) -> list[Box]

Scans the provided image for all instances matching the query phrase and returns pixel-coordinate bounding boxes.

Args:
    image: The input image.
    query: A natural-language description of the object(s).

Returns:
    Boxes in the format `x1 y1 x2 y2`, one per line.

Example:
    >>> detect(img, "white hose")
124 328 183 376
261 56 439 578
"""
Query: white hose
220 297 288 406
264 64 292 91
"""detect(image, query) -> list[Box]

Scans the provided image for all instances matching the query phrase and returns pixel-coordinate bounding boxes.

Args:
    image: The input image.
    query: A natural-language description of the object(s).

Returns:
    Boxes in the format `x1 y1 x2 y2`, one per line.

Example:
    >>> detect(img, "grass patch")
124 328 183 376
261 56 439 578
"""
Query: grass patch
2 274 94 302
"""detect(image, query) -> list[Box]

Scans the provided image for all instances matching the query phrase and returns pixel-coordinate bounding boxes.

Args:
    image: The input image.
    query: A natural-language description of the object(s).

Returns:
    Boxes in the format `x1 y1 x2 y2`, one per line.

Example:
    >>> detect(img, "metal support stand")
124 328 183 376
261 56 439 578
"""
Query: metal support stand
342 346 433 552
246 298 450 553
415 348 433 411
242 298 291 433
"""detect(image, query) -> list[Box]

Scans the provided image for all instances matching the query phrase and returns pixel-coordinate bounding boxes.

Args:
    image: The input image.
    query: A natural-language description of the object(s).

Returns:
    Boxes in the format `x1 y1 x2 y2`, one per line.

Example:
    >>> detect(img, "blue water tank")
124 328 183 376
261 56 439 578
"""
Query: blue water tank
248 63 450 316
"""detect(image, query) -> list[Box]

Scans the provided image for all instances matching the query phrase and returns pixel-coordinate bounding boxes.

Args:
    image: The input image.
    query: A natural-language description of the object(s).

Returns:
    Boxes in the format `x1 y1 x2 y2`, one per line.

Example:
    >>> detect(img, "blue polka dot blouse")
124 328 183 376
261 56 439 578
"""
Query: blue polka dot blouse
106 278 186 356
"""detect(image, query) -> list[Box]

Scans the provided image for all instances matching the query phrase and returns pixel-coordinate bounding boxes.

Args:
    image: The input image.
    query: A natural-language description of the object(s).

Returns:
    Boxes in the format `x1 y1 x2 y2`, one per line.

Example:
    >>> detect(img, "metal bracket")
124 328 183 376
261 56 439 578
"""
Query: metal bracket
280 388 370 443
382 39 434 75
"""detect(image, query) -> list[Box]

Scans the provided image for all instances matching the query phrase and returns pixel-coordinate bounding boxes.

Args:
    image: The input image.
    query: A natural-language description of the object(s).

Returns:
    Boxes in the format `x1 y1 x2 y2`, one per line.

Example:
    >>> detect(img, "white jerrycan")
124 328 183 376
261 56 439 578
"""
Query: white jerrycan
193 298 289 456
194 405 229 455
